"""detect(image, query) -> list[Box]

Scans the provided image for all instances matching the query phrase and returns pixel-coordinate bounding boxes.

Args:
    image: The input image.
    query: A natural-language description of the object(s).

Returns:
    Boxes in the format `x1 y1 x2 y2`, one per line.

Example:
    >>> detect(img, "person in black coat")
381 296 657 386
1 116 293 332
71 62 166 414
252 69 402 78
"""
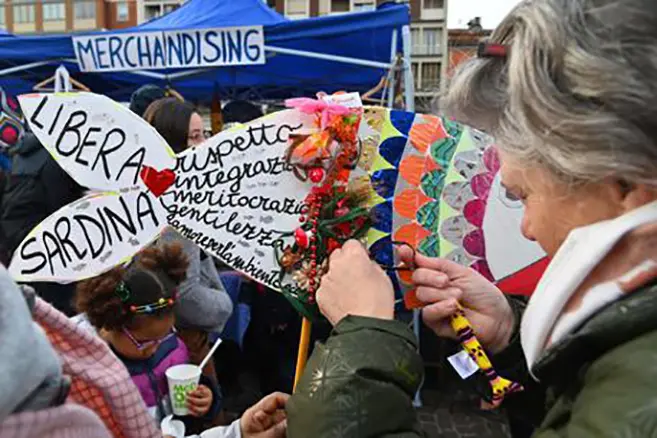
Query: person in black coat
0 130 83 314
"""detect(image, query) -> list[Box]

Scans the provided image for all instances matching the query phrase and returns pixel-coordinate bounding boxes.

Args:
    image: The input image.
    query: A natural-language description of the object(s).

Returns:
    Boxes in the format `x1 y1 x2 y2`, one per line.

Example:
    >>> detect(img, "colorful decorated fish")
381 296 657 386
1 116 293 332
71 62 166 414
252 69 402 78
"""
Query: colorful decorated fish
364 110 549 303
8 91 546 406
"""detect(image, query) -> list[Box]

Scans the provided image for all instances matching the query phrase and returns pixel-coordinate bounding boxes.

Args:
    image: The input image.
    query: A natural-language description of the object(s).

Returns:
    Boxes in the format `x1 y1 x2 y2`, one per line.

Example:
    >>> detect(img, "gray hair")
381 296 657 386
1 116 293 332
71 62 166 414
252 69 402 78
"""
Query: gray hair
441 0 657 185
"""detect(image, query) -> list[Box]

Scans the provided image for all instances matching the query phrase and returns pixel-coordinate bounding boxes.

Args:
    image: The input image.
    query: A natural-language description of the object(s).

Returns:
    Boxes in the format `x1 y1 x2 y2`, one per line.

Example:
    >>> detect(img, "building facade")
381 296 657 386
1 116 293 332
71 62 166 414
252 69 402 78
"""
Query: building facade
447 26 492 76
267 0 448 111
1 0 447 109
0 0 140 34
139 0 181 23
406 0 447 109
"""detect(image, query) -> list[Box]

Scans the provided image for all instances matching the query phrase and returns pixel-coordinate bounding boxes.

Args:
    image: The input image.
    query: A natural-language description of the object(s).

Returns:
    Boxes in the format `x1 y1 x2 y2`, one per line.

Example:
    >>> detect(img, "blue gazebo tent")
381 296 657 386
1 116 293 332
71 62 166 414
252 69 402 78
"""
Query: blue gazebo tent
136 0 286 29
0 0 413 108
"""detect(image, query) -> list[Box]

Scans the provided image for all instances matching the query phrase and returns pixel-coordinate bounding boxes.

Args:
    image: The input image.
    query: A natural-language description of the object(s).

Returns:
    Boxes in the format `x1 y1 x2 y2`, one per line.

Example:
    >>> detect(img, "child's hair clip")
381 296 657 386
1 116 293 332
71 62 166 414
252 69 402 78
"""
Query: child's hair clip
129 297 176 315
114 281 131 303
477 42 508 59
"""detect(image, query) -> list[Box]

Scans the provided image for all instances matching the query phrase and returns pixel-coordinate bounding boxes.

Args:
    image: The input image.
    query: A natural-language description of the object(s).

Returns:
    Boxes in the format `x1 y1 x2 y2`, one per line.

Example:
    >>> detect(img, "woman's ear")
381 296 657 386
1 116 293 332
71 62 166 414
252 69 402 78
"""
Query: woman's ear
619 181 657 213
617 179 634 198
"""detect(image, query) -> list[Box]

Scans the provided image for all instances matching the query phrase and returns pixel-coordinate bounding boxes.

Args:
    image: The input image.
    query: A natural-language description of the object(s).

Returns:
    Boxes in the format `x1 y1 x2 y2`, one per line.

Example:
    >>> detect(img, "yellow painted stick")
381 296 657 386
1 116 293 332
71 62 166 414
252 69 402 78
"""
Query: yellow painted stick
293 317 312 392
450 303 523 406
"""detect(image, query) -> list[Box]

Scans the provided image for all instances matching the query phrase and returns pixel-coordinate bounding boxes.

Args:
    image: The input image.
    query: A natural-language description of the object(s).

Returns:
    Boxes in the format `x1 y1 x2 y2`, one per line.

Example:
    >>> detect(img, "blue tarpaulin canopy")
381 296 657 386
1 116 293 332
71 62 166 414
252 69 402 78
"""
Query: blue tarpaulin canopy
136 0 287 29
0 0 411 104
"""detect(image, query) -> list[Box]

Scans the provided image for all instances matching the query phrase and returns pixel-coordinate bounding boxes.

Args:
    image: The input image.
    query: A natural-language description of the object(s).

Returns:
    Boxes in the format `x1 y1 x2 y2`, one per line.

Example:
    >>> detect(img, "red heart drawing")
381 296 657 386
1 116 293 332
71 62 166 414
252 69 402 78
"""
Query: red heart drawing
140 166 176 197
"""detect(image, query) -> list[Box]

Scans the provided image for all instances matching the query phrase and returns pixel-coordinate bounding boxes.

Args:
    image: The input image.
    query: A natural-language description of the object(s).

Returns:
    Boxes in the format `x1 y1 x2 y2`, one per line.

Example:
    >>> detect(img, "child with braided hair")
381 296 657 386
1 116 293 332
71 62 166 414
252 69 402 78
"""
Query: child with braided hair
74 242 289 437
74 242 221 424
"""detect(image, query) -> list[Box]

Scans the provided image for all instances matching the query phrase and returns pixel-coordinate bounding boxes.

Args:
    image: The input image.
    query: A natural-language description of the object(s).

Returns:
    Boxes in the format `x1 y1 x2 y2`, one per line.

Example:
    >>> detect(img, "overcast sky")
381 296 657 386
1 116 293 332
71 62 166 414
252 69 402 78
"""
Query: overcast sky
447 0 522 29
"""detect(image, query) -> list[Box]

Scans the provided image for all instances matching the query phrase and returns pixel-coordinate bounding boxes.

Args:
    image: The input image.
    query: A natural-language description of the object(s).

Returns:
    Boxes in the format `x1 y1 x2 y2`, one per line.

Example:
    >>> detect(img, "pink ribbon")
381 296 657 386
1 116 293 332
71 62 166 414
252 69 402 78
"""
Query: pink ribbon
285 97 352 130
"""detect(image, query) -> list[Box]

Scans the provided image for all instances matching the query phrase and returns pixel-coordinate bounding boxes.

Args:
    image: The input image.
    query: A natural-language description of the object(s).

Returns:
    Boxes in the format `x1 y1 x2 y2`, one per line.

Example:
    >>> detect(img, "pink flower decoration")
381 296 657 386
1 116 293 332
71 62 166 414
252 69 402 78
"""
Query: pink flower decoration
285 97 352 130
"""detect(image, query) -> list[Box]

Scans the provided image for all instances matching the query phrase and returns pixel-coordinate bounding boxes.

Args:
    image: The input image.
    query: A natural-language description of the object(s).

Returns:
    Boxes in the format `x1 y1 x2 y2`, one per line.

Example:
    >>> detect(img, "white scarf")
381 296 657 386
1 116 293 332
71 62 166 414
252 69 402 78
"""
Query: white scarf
521 200 657 375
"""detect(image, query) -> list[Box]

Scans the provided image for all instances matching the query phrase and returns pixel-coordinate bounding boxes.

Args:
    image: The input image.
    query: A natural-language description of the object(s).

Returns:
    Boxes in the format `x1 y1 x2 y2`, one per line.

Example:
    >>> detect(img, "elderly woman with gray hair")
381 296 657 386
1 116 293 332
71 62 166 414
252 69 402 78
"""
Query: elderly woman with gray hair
285 0 657 437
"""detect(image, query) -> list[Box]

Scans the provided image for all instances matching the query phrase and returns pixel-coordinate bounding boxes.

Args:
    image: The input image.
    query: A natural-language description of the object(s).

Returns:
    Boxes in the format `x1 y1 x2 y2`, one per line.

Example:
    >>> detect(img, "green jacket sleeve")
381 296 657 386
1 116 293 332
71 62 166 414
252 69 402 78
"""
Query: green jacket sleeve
533 331 657 438
287 316 425 438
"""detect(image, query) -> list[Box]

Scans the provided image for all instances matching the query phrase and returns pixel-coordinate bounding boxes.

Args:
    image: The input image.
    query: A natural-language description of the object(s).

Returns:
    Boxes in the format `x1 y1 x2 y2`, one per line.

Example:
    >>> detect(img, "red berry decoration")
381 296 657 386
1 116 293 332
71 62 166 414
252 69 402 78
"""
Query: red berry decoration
308 167 325 184
294 228 309 248
327 238 341 254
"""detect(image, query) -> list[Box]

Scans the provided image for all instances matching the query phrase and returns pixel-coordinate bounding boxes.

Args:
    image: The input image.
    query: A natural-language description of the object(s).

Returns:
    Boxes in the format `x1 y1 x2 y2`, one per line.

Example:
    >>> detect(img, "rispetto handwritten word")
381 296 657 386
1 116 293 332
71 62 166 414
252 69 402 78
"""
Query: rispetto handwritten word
73 26 265 73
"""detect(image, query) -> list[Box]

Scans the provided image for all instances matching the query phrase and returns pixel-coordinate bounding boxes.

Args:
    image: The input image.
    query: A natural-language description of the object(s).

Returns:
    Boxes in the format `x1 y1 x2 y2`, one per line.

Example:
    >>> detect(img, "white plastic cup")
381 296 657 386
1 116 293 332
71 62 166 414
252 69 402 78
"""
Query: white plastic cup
166 364 201 416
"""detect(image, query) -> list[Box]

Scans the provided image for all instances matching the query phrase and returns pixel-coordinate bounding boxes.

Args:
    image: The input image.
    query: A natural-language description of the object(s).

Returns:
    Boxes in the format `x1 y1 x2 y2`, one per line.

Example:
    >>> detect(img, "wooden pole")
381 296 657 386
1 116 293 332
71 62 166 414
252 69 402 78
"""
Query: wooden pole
293 317 312 392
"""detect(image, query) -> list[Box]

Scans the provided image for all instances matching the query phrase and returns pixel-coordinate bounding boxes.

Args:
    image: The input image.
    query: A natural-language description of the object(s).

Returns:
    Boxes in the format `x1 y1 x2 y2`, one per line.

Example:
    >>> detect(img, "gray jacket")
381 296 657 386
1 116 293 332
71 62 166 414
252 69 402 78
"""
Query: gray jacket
159 229 233 332
0 265 68 421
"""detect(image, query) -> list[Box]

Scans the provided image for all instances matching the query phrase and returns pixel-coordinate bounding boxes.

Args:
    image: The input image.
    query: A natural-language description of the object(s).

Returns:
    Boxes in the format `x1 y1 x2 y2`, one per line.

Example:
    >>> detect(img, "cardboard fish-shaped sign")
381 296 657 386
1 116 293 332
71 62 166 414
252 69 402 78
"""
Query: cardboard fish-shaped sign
8 91 547 407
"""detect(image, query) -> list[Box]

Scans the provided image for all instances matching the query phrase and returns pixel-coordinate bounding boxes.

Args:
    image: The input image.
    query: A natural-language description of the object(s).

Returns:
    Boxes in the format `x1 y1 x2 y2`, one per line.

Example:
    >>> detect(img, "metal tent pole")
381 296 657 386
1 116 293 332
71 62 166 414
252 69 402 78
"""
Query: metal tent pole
387 28 398 108
402 25 422 407
0 60 53 77
120 70 168 80
264 45 393 70
402 24 415 112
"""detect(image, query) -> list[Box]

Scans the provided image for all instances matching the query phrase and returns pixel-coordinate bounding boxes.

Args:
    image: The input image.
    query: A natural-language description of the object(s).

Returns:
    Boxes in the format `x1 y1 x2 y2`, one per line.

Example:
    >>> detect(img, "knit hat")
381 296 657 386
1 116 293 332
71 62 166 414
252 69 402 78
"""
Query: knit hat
222 100 264 124
129 84 167 118
0 87 25 152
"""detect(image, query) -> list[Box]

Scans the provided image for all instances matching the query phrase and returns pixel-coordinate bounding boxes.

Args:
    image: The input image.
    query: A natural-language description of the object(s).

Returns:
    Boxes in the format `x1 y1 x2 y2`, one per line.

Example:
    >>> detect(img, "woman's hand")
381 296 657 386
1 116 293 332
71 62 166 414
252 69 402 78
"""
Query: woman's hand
240 392 289 438
399 247 514 353
317 240 395 326
187 384 213 417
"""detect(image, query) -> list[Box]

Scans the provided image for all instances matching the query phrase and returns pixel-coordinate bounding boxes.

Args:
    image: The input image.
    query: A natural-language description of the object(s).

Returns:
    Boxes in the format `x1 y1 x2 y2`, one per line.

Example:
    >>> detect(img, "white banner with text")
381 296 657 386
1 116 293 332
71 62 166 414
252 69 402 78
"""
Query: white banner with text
73 26 265 72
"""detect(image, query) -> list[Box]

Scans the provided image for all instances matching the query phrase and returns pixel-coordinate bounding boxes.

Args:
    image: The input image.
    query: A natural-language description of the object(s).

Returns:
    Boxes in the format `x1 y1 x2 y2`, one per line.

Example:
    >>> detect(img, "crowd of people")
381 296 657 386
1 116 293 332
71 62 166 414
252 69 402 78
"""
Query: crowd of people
0 82 302 437
1 0 657 436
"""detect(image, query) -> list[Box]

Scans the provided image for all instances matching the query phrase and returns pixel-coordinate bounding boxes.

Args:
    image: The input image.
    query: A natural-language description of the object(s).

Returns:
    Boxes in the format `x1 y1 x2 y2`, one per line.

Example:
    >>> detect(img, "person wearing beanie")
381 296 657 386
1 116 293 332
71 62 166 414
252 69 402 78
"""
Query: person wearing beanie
221 101 263 130
129 84 167 118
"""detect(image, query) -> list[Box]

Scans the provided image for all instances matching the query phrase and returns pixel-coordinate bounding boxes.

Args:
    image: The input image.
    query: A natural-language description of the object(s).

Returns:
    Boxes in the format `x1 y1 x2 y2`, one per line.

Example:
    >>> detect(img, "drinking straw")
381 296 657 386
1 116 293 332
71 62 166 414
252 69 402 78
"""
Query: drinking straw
199 337 223 371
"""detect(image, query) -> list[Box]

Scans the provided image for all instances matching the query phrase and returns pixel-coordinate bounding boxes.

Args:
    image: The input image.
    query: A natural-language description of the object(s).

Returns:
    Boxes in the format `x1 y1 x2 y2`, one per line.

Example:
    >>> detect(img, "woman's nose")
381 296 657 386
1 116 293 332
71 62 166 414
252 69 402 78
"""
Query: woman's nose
520 213 536 242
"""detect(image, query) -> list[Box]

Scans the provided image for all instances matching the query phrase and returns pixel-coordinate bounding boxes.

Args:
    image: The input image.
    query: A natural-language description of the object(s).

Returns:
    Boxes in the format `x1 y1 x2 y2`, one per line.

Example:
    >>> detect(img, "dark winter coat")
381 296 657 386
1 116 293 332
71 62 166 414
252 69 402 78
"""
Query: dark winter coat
288 283 657 437
0 131 83 314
